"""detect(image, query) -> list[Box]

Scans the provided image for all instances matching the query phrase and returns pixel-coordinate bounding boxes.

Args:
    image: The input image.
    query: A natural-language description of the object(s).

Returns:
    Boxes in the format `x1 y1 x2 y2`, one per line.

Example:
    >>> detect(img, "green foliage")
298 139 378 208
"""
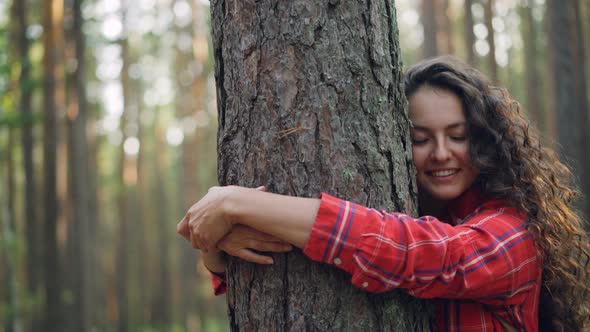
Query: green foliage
0 111 42 128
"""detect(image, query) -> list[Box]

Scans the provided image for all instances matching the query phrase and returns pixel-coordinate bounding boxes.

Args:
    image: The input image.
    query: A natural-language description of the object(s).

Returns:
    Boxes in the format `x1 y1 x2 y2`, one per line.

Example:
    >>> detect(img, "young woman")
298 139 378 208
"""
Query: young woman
177 56 590 331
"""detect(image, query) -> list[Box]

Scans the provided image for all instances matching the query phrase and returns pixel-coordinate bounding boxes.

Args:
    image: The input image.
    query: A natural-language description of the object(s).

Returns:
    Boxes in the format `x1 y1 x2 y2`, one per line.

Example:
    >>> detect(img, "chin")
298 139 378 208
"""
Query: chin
429 190 463 202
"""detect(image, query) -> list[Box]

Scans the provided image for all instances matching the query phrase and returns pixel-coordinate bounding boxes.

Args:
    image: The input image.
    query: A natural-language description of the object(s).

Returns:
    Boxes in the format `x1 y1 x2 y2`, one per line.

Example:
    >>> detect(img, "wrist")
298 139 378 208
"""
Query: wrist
223 186 244 226
203 249 226 274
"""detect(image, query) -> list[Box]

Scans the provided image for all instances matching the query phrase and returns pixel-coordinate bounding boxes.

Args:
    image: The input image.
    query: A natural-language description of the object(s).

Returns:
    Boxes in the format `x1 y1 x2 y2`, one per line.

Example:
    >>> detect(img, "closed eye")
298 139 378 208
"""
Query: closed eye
412 138 428 145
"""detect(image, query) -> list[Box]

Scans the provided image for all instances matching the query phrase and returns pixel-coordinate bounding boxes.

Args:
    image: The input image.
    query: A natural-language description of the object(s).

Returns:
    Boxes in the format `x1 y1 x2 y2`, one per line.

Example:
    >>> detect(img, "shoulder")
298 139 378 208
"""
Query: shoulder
462 200 532 244
463 199 527 228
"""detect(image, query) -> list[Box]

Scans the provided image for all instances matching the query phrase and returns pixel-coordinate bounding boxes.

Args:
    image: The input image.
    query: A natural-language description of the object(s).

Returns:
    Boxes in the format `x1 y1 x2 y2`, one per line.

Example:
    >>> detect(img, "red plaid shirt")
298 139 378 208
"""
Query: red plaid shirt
211 187 542 331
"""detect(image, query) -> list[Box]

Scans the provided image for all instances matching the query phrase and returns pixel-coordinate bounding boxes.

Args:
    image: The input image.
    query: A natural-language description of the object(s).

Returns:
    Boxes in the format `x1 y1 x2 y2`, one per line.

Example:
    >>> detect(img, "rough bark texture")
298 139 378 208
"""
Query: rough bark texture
548 0 590 217
212 0 432 330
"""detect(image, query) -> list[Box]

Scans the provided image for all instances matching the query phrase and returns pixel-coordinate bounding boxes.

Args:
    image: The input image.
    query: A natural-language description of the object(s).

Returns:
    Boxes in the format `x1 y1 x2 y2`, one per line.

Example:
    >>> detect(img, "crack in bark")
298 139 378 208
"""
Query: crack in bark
216 0 227 131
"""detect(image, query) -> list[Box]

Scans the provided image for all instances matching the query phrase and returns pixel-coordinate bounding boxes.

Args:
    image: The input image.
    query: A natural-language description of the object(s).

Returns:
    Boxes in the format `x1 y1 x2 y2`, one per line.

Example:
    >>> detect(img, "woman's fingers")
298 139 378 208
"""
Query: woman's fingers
234 248 274 264
250 240 293 253
177 215 190 241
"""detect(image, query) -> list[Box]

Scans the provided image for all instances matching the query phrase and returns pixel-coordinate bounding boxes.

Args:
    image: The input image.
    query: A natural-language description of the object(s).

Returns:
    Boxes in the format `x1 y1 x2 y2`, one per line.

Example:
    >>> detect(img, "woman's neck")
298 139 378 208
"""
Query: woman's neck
418 191 450 217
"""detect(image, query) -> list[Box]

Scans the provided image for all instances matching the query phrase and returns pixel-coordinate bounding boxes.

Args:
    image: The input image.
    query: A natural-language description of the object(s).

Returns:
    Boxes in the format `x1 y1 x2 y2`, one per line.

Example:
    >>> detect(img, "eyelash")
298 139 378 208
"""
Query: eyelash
411 136 467 145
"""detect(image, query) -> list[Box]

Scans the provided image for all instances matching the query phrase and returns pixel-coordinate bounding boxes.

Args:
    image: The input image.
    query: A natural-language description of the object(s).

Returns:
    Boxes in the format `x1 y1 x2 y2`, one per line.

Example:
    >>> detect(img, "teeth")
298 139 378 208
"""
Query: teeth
431 169 458 177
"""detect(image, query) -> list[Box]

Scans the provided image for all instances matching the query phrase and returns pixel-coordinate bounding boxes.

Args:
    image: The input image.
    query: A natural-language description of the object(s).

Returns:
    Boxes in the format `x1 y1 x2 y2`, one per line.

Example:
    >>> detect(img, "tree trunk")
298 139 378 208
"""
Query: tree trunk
175 0 208 329
572 0 590 219
422 0 438 58
66 0 91 329
42 0 62 330
464 0 476 65
519 0 544 132
151 121 172 327
116 3 131 330
484 0 497 82
1 130 21 332
212 0 432 330
436 0 454 54
12 2 40 329
547 0 590 217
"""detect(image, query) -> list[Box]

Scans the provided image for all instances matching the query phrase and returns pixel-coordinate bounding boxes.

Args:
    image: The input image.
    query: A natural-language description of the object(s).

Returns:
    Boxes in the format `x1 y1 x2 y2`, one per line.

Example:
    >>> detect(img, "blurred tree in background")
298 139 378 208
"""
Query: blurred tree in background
0 0 588 331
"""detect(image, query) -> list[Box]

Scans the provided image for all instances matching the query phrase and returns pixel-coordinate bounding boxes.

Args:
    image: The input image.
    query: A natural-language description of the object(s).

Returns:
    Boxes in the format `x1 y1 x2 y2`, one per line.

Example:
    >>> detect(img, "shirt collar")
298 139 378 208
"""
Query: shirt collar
447 185 487 225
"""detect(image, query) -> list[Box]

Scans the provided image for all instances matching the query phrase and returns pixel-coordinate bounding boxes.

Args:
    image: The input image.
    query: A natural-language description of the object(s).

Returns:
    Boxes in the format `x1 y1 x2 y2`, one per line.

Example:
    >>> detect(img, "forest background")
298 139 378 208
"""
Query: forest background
0 0 589 331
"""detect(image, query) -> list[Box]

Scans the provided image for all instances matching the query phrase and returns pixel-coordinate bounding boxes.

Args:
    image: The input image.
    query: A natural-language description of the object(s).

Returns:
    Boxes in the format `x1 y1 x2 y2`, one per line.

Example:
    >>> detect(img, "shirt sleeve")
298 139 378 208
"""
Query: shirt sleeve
303 193 540 305
210 271 227 296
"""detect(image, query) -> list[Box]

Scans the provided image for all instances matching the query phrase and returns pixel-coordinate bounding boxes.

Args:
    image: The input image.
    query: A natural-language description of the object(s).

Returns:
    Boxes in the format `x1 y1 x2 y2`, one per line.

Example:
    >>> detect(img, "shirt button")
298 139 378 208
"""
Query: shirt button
333 258 342 265
362 282 369 288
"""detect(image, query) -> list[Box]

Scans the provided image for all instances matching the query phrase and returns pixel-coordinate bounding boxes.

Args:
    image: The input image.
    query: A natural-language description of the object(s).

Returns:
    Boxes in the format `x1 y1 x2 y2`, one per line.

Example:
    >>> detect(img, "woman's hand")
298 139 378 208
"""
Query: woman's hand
178 184 318 252
218 225 293 264
177 186 235 252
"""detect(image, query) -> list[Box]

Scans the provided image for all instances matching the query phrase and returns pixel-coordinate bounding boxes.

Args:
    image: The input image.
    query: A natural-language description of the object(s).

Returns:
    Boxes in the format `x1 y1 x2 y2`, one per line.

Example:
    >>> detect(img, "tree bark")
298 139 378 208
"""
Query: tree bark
484 0 497 82
212 0 432 330
519 0 544 132
42 0 62 330
422 0 439 58
547 0 590 217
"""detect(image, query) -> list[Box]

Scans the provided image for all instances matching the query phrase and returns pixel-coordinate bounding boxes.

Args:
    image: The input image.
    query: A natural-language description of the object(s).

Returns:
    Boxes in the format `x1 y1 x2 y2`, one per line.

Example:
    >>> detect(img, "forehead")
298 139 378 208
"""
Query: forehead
408 87 465 128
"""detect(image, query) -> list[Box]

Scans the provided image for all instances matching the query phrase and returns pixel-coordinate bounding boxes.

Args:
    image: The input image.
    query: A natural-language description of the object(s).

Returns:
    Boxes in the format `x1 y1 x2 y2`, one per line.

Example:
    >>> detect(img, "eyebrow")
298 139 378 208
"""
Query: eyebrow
411 122 467 131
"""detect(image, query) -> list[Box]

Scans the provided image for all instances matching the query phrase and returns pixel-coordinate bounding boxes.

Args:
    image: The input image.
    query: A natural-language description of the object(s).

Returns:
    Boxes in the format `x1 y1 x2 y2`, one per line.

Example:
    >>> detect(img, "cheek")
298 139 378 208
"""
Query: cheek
411 147 428 171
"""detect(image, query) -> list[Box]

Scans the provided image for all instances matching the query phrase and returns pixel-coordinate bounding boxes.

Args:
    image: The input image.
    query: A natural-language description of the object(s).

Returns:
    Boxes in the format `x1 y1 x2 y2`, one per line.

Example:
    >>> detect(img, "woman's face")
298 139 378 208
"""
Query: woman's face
408 86 479 203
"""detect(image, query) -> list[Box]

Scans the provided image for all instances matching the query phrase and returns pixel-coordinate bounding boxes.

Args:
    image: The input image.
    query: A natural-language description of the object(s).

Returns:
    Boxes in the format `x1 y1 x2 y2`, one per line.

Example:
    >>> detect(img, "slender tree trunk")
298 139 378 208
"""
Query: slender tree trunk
175 0 206 328
151 122 171 327
42 0 62 330
12 3 40 329
464 0 476 64
547 0 590 217
65 0 91 329
519 0 544 132
571 0 590 218
437 0 454 54
2 130 21 332
212 0 432 330
585 0 590 100
484 0 497 82
116 30 131 332
422 0 438 58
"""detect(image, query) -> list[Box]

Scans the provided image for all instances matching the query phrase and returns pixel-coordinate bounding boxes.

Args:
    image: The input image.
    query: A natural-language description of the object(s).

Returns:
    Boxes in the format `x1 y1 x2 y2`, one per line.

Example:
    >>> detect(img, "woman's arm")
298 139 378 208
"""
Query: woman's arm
225 187 320 248
177 186 319 251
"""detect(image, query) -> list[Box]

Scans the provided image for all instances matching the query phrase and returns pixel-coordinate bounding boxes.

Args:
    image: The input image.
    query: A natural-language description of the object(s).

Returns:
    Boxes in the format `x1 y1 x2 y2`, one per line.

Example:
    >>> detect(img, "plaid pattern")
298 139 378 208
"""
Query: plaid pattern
303 187 541 331
211 271 226 296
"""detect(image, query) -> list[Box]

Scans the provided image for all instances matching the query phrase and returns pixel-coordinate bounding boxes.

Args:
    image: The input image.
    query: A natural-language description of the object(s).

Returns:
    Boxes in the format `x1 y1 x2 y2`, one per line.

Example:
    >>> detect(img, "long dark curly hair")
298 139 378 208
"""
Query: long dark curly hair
403 56 590 331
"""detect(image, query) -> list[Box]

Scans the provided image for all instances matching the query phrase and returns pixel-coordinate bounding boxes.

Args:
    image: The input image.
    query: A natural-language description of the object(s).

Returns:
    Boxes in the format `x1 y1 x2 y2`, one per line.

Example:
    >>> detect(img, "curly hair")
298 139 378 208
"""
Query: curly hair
404 56 590 331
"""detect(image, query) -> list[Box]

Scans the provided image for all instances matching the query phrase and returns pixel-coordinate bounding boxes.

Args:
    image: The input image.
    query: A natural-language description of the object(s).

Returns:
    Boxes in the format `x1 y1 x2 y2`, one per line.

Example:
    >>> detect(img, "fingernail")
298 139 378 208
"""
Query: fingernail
267 258 274 264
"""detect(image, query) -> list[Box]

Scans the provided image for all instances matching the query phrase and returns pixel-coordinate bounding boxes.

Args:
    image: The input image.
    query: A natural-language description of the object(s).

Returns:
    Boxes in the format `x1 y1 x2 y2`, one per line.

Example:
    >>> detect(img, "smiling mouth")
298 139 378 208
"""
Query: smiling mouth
428 169 459 177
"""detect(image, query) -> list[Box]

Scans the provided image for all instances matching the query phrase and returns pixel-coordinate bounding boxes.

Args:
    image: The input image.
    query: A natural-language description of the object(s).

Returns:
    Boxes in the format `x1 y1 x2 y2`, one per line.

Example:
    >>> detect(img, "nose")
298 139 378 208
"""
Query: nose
431 139 451 162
